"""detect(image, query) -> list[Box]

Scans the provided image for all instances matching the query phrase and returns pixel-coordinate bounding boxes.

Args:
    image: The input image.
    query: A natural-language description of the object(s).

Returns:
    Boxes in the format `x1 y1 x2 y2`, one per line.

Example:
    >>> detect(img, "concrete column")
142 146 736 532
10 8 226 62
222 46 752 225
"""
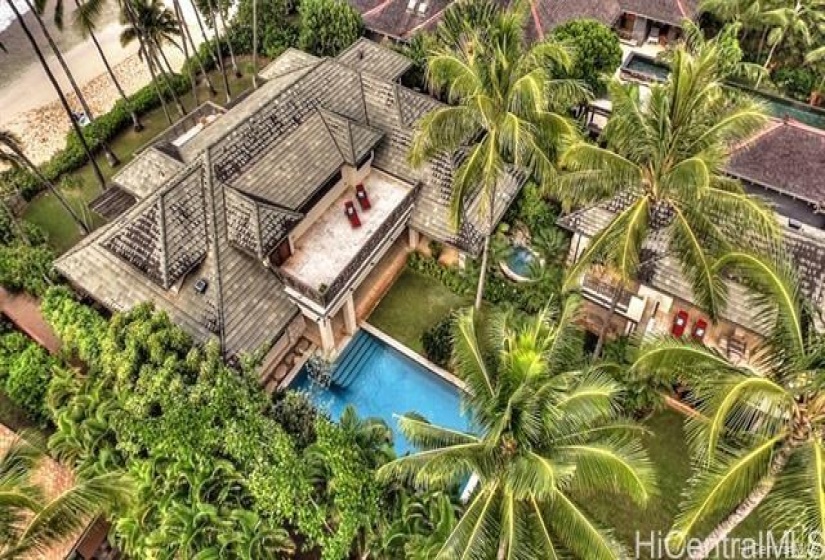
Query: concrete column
319 317 335 353
408 228 420 250
343 293 357 335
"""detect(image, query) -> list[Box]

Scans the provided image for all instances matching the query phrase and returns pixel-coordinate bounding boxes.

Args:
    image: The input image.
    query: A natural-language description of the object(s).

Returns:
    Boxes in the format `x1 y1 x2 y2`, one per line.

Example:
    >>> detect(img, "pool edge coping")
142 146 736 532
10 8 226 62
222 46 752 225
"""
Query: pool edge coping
360 322 468 392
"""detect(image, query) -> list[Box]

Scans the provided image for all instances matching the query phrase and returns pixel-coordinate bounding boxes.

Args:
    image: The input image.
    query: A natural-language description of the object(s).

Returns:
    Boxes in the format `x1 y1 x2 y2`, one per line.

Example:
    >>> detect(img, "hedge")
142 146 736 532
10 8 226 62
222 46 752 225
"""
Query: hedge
1 73 190 200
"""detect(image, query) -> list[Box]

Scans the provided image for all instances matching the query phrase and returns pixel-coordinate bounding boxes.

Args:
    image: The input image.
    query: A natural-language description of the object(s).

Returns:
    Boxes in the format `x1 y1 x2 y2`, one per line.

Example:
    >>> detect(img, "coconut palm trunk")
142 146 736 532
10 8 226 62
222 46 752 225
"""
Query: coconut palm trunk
25 0 120 168
687 442 793 560
202 0 232 103
191 0 230 102
171 0 198 103
215 5 239 77
150 37 187 116
251 0 258 88
76 0 143 131
593 285 622 358
174 0 216 96
121 1 173 125
5 0 107 192
1 132 90 233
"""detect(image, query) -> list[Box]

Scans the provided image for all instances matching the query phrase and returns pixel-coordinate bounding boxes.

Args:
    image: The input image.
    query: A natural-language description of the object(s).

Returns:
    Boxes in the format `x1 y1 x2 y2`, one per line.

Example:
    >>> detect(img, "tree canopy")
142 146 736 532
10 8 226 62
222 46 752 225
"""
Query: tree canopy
551 19 623 95
298 0 362 57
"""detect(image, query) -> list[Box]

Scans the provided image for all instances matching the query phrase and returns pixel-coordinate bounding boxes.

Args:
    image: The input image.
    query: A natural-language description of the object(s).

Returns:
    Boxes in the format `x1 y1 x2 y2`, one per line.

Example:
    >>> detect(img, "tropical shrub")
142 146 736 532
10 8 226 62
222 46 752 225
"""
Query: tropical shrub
4 343 55 424
421 315 453 367
230 0 299 57
270 389 321 450
551 19 622 95
298 0 363 57
0 243 55 296
772 65 817 100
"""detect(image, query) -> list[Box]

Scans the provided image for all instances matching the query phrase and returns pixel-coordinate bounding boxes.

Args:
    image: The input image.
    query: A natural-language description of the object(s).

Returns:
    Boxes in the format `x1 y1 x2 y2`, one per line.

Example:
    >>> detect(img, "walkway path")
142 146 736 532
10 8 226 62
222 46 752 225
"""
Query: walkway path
0 287 60 354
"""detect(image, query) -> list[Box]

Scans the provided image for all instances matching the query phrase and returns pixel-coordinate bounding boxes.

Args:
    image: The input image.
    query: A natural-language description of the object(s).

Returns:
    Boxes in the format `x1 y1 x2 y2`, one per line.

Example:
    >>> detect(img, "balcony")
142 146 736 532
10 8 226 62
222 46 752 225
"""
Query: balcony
580 274 646 323
276 171 418 310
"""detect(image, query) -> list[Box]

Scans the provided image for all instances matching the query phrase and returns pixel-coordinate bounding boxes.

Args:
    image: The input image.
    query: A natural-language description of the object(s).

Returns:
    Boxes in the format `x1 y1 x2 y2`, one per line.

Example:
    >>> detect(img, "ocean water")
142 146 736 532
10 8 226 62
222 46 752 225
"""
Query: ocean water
0 0 30 34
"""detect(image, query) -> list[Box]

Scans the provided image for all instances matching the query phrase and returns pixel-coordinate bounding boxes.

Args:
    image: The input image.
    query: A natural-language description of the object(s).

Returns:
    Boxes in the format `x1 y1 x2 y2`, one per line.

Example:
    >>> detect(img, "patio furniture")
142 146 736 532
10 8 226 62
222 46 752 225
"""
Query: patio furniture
647 26 660 45
344 201 361 228
671 310 689 337
692 318 708 342
728 335 747 362
355 183 371 210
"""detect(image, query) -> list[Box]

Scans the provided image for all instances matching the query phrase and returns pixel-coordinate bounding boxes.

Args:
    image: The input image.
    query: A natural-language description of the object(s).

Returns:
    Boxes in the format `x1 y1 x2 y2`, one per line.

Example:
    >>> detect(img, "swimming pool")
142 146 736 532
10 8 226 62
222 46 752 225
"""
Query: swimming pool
621 53 670 82
291 329 472 455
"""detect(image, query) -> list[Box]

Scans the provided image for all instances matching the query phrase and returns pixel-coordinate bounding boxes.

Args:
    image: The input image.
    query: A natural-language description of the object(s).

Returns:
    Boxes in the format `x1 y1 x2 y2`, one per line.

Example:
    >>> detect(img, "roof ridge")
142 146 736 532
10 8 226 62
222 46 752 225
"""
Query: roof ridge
316 107 352 164
203 149 228 353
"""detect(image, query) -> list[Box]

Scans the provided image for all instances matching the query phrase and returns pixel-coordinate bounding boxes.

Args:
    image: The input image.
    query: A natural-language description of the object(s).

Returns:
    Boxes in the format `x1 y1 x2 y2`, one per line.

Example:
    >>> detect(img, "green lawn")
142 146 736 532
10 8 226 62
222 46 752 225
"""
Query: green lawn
585 409 766 558
368 269 470 353
23 66 256 254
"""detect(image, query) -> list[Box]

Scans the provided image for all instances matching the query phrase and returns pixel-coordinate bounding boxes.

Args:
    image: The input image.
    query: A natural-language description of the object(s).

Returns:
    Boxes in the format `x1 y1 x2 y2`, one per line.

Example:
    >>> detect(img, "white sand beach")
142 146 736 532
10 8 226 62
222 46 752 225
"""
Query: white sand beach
0 0 214 164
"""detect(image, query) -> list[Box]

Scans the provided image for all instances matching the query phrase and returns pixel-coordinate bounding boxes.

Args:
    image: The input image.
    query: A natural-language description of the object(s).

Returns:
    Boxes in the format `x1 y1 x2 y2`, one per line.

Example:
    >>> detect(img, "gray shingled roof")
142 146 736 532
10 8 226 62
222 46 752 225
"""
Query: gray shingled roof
57 40 526 356
351 0 693 44
111 146 184 199
337 38 413 80
618 0 699 26
727 121 825 207
56 156 298 359
529 0 621 41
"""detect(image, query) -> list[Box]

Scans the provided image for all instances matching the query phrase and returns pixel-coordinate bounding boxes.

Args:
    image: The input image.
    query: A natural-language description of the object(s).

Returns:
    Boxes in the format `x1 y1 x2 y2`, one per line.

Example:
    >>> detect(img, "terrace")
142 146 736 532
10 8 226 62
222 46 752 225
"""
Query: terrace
277 171 418 310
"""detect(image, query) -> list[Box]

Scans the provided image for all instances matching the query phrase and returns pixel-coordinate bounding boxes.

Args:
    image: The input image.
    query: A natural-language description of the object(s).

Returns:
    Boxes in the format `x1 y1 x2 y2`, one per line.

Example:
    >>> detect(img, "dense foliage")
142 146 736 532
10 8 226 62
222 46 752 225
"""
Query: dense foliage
551 19 623 95
39 288 461 558
421 316 453 368
0 330 54 424
0 204 54 296
298 0 363 57
230 0 299 58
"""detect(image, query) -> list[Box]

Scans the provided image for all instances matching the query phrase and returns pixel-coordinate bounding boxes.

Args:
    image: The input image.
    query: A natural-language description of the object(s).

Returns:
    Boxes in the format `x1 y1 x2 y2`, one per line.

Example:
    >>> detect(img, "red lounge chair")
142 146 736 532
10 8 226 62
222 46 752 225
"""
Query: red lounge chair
344 201 361 228
355 183 371 210
671 310 689 337
692 319 708 342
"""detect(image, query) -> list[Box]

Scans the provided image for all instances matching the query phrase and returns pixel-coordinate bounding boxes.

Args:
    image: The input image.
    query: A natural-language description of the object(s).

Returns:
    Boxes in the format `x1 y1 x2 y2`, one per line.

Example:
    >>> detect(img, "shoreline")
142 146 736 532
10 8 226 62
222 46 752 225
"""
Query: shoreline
0 0 214 165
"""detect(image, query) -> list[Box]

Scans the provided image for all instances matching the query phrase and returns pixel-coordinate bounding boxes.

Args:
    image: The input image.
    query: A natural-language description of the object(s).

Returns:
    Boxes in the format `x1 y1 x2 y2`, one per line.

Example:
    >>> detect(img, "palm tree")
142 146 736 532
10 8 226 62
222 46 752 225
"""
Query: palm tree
675 20 768 84
120 0 187 117
3 0 108 191
700 0 789 61
805 44 825 103
632 253 825 559
755 0 825 87
0 430 129 559
558 44 776 357
26 0 122 168
170 0 217 99
1 130 90 234
199 0 232 103
250 0 258 88
409 4 586 310
378 299 656 559
73 0 143 131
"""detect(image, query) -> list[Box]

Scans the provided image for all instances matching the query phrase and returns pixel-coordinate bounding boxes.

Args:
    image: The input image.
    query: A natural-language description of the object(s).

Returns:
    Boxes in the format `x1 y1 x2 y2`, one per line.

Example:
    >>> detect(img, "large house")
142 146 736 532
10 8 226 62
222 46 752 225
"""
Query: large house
353 0 699 44
558 120 825 362
56 39 522 370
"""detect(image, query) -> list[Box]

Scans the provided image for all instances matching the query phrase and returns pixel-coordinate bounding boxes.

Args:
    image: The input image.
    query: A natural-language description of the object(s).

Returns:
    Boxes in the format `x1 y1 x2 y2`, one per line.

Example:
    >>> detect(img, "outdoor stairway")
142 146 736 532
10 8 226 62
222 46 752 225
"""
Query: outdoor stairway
330 331 379 389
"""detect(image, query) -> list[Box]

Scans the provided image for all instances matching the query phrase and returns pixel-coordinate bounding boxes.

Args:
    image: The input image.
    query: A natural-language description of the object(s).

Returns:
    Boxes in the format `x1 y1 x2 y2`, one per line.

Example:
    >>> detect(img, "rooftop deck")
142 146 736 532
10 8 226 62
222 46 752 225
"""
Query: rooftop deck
281 171 415 293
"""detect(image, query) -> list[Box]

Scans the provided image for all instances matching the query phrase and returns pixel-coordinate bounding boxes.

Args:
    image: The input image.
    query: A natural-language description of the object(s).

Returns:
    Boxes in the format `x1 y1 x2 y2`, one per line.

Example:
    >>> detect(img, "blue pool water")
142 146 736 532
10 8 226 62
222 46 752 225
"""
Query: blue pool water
292 330 472 455
506 246 536 278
